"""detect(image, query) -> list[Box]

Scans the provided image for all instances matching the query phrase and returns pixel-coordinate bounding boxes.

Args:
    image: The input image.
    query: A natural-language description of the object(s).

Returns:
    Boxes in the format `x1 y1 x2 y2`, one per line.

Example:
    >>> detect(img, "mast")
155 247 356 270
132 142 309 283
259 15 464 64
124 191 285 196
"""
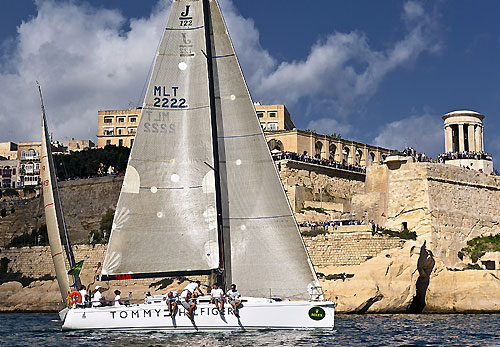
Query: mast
38 83 78 299
202 0 227 289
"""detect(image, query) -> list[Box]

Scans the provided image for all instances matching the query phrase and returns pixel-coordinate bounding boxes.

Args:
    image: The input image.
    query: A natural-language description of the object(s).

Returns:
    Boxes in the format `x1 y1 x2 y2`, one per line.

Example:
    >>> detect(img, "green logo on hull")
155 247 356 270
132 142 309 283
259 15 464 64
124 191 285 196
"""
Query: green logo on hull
308 306 326 320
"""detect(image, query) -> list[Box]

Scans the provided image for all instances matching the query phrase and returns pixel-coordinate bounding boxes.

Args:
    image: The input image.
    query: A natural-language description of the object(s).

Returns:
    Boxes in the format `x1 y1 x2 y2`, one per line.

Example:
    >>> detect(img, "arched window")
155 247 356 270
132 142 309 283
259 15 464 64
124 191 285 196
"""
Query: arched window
329 144 337 161
343 147 350 163
267 139 283 152
368 152 376 165
315 141 323 158
355 149 363 165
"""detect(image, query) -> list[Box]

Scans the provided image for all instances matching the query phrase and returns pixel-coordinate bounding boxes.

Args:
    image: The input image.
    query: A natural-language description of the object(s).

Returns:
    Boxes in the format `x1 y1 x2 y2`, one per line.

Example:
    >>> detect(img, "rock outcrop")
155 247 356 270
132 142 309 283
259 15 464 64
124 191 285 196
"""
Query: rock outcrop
320 241 500 313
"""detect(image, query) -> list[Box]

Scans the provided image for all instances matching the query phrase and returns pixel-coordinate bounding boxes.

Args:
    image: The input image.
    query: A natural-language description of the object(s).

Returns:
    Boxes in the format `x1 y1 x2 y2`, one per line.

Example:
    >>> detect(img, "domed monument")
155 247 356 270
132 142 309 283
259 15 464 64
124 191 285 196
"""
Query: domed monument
441 110 493 174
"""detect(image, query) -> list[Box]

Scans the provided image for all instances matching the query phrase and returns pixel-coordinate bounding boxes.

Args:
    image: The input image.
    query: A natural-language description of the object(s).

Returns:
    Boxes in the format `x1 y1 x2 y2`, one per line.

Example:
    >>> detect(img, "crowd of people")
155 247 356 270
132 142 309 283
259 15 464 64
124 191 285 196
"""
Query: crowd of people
437 151 492 163
299 219 363 230
400 147 493 165
272 151 366 173
71 280 243 321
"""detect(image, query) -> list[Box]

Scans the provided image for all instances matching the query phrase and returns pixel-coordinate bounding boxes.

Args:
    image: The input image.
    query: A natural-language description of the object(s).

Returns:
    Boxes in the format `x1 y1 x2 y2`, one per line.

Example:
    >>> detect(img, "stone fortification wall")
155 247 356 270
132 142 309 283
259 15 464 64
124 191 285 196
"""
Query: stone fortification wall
304 232 405 267
425 164 500 265
0 176 123 247
0 244 106 278
277 160 364 217
353 161 500 267
0 232 406 279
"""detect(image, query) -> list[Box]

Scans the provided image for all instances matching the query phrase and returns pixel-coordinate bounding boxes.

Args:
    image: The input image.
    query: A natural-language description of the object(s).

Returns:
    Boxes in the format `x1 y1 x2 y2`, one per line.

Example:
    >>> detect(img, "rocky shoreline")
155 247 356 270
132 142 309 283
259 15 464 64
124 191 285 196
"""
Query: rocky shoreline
1 241 499 314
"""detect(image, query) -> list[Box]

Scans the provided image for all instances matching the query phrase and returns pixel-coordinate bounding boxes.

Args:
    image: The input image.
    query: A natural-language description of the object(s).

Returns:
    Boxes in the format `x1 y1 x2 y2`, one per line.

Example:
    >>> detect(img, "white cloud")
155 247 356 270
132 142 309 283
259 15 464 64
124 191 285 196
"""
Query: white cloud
253 1 440 118
306 118 351 137
373 114 443 156
0 0 439 145
0 0 171 143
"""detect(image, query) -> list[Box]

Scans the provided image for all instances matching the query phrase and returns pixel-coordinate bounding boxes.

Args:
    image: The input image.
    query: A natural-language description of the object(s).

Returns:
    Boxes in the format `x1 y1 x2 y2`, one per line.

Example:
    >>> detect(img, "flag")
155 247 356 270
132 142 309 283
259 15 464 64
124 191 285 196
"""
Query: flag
68 260 84 276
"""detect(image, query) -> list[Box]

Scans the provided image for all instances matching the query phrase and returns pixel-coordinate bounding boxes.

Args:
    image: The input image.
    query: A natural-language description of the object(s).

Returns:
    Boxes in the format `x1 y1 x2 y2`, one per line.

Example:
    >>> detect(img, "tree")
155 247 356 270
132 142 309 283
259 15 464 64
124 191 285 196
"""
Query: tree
90 208 115 244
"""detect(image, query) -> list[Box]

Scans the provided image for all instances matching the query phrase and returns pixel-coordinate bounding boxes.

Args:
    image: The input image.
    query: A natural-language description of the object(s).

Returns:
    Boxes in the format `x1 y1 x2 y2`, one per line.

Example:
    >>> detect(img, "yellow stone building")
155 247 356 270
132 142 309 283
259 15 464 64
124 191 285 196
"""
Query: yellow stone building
255 103 295 131
96 109 140 148
266 129 391 166
95 104 391 165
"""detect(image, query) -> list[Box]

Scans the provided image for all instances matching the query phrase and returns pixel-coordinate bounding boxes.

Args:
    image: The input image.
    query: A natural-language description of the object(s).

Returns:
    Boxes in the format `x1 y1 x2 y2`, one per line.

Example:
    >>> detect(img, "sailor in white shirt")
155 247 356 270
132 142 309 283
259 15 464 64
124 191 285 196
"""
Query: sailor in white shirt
114 289 122 306
79 285 88 307
92 285 104 307
210 283 224 311
226 283 242 318
184 280 204 298
180 289 196 320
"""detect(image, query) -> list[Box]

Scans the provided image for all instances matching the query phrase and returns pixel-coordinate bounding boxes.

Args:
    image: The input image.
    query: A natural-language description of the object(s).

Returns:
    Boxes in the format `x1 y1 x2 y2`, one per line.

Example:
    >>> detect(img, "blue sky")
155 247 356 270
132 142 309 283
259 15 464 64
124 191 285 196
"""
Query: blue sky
0 0 499 166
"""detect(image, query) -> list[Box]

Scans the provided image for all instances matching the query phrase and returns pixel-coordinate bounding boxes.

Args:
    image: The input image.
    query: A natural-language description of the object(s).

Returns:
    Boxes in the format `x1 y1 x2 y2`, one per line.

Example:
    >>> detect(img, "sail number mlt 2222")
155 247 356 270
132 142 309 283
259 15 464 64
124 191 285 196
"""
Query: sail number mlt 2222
152 86 187 109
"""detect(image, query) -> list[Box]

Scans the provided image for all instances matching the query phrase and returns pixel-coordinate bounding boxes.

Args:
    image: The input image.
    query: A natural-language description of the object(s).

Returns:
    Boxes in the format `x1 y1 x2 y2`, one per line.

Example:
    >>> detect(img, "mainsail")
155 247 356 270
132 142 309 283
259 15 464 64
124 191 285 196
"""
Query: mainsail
103 0 220 277
39 83 73 302
102 0 320 299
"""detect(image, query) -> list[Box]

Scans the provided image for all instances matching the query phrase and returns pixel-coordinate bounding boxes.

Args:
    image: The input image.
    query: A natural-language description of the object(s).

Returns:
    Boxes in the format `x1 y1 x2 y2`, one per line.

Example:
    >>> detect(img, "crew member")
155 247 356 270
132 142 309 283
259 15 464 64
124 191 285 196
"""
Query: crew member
226 284 242 318
210 283 224 312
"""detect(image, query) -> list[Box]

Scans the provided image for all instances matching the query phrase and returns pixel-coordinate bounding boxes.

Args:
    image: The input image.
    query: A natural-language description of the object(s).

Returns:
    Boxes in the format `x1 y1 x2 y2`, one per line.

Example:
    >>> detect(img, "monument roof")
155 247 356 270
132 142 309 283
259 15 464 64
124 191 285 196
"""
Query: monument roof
442 110 484 121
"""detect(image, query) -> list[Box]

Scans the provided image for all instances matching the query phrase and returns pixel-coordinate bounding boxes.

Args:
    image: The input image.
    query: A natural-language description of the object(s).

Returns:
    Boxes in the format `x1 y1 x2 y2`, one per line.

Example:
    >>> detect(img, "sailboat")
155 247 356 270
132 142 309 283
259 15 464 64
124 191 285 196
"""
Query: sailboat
45 0 335 331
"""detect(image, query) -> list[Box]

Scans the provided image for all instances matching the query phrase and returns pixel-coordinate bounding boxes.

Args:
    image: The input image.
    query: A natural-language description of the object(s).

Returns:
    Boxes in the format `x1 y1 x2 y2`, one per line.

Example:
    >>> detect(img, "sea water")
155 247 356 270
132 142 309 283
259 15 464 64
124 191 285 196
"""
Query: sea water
1 313 499 346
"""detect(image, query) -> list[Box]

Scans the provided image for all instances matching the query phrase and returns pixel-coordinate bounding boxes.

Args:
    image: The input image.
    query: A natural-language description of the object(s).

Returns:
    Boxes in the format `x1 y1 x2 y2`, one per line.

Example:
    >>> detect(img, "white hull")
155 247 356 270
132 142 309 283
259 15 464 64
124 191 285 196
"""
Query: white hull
61 297 334 332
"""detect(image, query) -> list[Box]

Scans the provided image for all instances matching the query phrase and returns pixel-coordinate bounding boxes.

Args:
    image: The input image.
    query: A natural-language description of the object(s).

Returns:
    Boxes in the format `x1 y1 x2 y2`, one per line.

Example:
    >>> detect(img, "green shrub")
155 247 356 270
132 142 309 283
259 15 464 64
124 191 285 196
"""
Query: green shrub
374 228 417 240
459 234 500 263
3 189 19 197
301 229 328 237
300 206 327 214
6 224 48 248
0 257 10 273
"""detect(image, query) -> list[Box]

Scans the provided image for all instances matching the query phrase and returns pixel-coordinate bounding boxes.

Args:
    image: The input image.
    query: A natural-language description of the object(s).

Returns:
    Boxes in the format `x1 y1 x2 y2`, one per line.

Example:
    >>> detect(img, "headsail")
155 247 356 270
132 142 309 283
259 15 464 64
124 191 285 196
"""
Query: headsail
206 1 320 299
39 83 72 302
102 0 220 277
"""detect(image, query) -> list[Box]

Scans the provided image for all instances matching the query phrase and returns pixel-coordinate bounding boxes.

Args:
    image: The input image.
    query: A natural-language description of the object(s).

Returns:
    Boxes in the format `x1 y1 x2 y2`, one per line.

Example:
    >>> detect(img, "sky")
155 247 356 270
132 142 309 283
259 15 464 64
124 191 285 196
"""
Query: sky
0 0 499 166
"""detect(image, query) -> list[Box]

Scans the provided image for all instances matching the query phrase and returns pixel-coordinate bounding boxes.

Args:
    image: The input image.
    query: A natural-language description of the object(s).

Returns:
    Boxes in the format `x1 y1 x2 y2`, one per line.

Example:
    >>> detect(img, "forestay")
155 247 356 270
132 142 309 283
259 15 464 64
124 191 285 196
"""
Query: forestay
103 0 220 276
207 1 320 299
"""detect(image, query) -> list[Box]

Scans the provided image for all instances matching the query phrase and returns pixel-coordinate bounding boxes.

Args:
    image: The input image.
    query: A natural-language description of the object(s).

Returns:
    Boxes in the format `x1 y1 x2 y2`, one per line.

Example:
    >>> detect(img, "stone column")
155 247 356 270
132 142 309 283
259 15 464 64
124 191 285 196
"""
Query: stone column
480 126 484 152
474 126 481 152
458 124 465 152
467 124 475 152
444 126 453 153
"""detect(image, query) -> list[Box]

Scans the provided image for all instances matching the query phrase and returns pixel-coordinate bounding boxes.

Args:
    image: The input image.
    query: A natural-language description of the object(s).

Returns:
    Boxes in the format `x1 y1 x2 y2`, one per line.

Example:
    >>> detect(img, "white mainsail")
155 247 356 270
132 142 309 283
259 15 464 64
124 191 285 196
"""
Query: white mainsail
102 0 320 299
103 0 220 276
39 84 71 302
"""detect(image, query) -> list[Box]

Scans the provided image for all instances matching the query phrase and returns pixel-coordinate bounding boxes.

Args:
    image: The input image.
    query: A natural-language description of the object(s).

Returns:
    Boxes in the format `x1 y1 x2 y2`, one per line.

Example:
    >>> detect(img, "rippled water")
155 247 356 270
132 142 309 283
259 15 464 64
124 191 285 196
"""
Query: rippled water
1 313 499 346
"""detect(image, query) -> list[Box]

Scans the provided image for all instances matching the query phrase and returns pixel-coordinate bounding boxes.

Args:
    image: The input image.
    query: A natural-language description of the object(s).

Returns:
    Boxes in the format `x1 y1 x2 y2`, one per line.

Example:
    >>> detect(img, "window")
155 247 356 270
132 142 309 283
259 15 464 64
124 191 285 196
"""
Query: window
257 112 264 118
129 116 137 123
106 140 111 146
104 117 114 123
128 127 137 134
118 117 125 123
130 139 134 147
12 168 16 175
260 123 266 130
267 122 278 130
268 112 277 118
117 127 126 135
118 139 123 147
104 127 114 136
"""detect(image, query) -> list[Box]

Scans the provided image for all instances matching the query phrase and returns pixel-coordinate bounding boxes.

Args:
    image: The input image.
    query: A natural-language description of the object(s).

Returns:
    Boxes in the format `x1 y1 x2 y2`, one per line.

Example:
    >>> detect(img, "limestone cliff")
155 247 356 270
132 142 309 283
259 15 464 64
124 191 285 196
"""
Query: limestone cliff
320 241 500 313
